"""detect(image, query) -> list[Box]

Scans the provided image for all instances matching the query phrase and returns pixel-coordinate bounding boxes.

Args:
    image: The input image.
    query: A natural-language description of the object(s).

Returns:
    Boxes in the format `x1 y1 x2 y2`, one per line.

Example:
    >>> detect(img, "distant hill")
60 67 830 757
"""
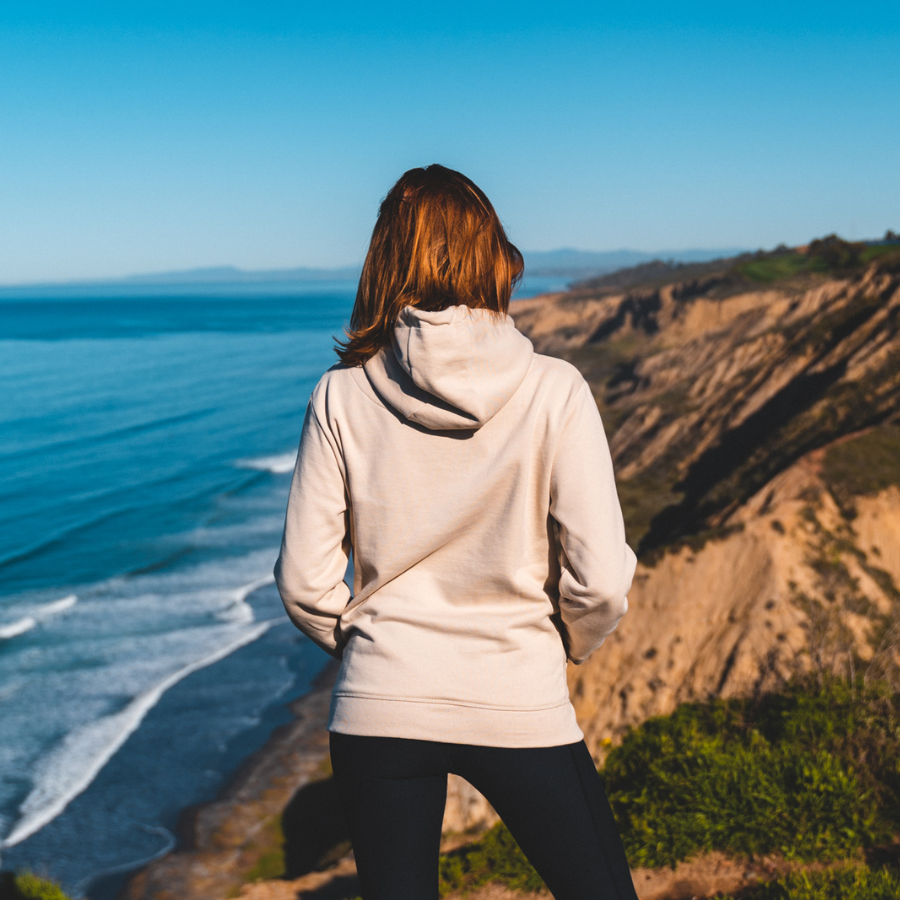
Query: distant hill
0 249 751 292
83 249 749 284
118 265 362 284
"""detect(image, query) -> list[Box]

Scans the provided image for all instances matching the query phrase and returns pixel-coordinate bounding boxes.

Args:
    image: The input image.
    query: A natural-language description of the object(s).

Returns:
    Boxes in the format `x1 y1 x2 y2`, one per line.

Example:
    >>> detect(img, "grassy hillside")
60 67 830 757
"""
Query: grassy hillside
822 423 900 516
574 234 900 296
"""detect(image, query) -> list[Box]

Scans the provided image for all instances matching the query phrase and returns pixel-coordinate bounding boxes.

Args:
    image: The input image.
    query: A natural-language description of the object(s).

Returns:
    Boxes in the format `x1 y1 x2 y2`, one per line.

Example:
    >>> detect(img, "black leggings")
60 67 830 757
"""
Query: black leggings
328 731 638 900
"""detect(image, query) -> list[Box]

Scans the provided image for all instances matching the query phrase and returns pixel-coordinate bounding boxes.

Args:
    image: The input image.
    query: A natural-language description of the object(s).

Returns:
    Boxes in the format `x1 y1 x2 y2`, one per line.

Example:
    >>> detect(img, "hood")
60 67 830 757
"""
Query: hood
363 305 535 430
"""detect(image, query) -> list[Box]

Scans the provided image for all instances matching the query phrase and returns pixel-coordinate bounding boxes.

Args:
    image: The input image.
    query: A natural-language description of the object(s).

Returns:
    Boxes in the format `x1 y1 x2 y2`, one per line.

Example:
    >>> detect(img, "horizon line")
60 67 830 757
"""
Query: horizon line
0 245 754 290
6 232 894 290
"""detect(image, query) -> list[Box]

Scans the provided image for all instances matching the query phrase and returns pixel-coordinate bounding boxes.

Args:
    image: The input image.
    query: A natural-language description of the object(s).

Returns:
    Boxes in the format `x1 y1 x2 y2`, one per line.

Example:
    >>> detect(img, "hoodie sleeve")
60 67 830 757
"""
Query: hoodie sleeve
550 379 638 665
274 399 351 660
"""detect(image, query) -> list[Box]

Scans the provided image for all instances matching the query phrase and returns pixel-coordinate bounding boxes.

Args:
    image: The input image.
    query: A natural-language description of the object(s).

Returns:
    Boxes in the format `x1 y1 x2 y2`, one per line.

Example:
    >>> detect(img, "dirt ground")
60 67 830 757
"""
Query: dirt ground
233 845 786 900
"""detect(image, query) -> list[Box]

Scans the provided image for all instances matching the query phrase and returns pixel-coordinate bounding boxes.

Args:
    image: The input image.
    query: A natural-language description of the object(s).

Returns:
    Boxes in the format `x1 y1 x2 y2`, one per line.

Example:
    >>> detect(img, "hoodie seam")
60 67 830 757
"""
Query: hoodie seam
548 378 593 476
307 398 350 487
332 691 571 712
402 324 414 382
395 327 425 419
355 349 470 427
349 361 397 412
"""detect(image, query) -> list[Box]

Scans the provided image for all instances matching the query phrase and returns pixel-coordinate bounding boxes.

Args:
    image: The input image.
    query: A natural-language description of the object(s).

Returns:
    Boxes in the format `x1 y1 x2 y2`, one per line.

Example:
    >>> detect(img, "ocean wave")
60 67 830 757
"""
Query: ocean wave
0 595 77 641
235 452 296 475
215 575 276 623
0 505 144 569
0 408 217 464
73 824 176 897
0 617 280 850
35 594 78 616
234 573 275 604
0 617 36 640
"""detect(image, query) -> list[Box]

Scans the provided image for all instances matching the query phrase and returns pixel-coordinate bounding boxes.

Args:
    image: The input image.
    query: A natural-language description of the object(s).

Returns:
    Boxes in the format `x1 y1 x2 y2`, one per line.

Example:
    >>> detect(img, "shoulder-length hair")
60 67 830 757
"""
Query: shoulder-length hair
335 164 524 366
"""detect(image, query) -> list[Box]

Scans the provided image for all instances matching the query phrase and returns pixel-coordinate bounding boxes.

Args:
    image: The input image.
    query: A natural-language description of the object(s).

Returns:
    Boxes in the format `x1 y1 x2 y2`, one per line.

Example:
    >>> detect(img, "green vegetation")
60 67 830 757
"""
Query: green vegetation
241 814 287 883
721 863 900 899
434 677 900 895
438 822 545 896
735 236 900 284
861 242 900 264
737 250 813 283
602 677 900 868
573 231 900 297
0 872 71 900
822 423 900 513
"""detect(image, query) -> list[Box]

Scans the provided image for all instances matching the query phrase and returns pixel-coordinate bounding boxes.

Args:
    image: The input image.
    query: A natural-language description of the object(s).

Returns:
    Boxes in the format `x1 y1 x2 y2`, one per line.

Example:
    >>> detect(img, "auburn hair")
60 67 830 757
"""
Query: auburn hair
335 165 524 366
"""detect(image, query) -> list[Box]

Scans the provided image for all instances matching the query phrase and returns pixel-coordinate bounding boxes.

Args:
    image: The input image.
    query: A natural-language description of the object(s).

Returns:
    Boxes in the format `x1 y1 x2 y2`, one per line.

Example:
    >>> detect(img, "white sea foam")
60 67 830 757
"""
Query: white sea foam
234 574 275 603
36 594 78 616
236 452 297 474
215 574 275 623
72 824 176 897
0 548 282 852
0 617 37 640
0 618 280 850
0 594 77 640
215 603 255 624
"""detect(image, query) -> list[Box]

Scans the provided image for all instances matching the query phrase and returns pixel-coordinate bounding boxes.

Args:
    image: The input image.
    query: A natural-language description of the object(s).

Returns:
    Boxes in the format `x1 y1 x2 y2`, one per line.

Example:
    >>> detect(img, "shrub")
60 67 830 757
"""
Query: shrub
602 677 900 868
438 821 545 896
0 871 71 900
822 423 900 507
720 863 900 899
806 235 862 270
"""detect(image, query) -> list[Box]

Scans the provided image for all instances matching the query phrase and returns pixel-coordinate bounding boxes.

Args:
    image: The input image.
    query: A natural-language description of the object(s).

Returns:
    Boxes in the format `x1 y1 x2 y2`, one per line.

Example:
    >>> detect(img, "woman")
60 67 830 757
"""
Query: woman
274 164 639 900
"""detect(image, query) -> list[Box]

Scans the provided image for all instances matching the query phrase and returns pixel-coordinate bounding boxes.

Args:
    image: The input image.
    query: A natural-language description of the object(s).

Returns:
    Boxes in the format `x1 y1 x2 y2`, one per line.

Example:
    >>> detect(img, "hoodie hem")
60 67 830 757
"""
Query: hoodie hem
327 693 585 748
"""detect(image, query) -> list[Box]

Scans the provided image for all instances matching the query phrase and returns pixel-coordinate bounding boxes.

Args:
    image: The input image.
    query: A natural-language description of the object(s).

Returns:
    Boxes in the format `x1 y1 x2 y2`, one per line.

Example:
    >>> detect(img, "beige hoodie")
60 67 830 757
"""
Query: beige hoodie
274 304 637 747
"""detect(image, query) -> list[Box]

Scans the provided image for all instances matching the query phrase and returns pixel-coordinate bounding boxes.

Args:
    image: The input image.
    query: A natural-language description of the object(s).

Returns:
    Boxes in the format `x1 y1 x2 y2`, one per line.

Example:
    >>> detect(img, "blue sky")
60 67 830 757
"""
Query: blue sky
1 2 898 283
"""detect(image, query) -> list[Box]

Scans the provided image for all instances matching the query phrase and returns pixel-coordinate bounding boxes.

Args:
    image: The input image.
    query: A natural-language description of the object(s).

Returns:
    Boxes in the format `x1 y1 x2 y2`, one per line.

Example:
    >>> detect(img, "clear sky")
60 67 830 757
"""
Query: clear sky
1 1 898 283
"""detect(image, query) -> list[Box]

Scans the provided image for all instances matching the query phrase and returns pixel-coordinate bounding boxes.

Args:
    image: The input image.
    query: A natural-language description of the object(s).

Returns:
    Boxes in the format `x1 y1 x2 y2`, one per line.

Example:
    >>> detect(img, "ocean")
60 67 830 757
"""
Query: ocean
0 275 568 897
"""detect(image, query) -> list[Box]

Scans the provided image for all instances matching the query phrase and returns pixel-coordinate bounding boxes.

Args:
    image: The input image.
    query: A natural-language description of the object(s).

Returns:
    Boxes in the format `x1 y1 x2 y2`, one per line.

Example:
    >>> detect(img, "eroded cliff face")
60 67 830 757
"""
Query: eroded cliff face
513 256 900 555
442 251 900 829
567 465 900 764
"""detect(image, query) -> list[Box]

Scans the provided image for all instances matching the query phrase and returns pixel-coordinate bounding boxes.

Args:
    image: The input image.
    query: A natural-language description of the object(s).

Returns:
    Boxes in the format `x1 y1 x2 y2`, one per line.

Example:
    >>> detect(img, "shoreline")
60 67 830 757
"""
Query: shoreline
1 601 328 900
4 614 281 854
113 658 341 900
